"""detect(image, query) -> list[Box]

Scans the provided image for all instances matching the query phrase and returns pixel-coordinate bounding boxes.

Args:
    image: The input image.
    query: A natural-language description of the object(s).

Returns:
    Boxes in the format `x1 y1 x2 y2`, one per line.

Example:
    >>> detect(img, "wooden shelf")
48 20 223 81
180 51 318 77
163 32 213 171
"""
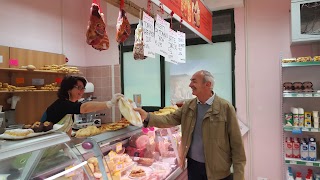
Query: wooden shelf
0 90 58 93
0 68 81 74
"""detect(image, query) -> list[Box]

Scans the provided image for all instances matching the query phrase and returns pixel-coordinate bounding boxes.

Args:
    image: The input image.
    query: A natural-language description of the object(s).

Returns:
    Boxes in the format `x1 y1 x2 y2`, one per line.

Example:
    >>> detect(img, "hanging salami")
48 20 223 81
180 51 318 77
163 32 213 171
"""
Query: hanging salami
116 0 131 43
86 1 109 51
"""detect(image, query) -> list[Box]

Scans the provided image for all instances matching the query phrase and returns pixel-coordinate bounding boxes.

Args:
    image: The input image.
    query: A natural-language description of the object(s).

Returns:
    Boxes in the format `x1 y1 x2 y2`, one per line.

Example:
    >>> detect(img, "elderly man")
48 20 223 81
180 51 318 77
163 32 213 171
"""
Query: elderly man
134 70 246 180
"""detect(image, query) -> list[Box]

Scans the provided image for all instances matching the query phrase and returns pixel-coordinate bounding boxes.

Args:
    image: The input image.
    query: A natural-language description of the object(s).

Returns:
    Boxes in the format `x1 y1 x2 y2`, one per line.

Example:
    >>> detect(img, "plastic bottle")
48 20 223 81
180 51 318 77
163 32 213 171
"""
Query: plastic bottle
285 137 293 158
292 108 299 127
296 172 302 180
292 137 301 158
298 108 305 127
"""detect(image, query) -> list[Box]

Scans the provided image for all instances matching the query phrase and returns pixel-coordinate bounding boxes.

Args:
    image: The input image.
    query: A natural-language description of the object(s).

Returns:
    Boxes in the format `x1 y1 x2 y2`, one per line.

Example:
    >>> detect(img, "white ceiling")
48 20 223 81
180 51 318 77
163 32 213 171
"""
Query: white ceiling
106 0 244 26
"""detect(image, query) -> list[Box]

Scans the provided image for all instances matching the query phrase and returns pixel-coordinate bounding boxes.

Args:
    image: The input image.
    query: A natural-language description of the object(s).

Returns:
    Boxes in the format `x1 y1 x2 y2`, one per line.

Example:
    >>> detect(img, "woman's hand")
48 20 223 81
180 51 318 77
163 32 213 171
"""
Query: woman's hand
106 93 124 108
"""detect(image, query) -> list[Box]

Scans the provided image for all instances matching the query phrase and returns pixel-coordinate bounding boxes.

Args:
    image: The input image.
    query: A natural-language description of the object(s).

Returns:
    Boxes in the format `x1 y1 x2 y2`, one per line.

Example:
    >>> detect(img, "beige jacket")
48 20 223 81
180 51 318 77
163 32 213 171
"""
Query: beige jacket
148 95 246 180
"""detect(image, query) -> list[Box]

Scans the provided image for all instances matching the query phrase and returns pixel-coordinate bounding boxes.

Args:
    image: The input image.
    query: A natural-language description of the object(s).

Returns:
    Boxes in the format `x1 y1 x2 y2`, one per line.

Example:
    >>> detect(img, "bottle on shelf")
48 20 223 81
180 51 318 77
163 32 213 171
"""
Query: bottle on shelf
292 107 299 127
285 137 293 158
308 138 317 161
295 172 302 180
300 138 309 160
298 108 304 127
292 137 300 158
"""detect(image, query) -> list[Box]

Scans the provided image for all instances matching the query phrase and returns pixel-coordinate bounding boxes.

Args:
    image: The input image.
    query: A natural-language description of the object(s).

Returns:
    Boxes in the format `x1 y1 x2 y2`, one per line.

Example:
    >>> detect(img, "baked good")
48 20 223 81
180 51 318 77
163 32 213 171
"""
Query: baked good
75 126 100 138
138 157 154 166
4 129 34 136
118 97 143 127
23 124 32 129
43 121 53 132
129 168 146 178
31 121 43 132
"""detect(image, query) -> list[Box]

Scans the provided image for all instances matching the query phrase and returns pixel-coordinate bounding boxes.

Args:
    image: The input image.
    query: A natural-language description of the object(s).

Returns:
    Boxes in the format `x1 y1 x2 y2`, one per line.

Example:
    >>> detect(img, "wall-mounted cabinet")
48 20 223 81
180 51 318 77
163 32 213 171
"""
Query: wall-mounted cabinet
291 0 320 44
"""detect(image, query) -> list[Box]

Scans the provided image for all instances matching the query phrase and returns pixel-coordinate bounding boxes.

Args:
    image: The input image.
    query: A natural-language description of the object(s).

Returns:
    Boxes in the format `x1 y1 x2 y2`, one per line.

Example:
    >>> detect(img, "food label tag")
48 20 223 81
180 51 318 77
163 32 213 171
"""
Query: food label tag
149 137 155 144
116 142 122 153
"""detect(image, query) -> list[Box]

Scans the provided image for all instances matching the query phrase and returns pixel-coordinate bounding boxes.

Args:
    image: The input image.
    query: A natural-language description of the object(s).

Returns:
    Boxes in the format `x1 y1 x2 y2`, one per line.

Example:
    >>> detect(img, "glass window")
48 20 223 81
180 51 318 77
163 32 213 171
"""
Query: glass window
123 52 162 106
165 42 232 106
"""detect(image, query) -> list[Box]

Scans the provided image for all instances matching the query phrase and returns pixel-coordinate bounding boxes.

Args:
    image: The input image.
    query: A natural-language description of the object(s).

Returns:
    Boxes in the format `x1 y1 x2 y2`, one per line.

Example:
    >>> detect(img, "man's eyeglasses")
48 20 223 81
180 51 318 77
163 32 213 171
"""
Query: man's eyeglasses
74 85 86 90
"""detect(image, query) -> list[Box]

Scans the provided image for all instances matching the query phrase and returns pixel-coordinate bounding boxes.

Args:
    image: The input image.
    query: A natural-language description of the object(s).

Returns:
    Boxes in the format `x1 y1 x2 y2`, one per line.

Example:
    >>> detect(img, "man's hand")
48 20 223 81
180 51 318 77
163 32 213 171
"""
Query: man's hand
133 108 148 120
106 93 124 108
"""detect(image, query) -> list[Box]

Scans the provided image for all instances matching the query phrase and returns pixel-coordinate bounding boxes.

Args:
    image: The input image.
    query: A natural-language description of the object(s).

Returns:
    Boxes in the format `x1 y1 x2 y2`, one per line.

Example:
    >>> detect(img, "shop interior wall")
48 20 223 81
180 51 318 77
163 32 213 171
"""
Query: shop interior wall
235 0 320 179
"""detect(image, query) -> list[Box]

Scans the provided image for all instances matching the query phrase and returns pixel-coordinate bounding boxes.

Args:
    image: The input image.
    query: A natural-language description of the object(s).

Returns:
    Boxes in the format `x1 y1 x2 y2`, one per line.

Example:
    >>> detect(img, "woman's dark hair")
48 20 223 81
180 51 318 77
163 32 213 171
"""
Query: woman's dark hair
57 75 87 99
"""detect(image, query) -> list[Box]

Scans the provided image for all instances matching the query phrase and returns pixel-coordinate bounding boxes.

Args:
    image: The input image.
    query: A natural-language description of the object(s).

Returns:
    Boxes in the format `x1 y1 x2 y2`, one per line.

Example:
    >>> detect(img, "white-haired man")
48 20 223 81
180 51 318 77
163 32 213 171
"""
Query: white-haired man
134 70 246 180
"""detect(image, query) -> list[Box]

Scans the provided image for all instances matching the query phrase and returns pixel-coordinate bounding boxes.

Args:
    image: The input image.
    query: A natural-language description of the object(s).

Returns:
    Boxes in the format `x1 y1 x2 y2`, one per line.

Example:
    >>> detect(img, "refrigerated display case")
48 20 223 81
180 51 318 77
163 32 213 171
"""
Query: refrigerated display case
0 132 91 180
72 125 184 180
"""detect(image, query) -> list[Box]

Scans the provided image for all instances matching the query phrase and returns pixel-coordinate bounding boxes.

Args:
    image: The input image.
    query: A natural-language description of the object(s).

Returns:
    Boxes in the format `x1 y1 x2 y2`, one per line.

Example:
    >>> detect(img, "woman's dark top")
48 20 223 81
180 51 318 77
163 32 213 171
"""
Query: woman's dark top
45 99 81 124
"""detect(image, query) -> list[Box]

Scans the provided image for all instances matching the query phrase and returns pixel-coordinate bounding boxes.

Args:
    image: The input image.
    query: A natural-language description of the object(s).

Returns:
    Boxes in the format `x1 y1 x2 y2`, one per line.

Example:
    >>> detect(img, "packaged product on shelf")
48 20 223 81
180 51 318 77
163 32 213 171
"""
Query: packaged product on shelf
298 108 304 127
292 137 300 158
300 138 309 160
292 108 299 127
308 138 317 161
285 113 293 126
314 117 319 128
305 112 312 128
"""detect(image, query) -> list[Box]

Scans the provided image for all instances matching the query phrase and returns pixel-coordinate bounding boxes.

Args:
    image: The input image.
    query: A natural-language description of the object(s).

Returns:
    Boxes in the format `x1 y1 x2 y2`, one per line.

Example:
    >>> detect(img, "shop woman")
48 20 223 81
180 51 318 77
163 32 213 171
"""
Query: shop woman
42 75 123 133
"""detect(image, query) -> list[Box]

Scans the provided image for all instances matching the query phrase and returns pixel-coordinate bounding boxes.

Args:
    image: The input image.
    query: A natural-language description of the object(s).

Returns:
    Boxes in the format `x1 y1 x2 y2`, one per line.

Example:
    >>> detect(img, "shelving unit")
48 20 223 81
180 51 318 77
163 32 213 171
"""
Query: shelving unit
282 61 320 67
0 67 81 74
284 126 320 132
283 92 320 98
285 158 320 167
0 90 58 93
281 60 320 178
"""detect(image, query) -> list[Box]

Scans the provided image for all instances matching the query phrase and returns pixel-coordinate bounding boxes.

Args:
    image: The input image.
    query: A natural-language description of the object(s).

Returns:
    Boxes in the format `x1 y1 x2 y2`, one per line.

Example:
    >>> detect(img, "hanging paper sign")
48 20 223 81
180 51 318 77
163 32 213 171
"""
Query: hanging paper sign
167 29 178 64
176 31 186 63
155 15 170 58
143 12 156 58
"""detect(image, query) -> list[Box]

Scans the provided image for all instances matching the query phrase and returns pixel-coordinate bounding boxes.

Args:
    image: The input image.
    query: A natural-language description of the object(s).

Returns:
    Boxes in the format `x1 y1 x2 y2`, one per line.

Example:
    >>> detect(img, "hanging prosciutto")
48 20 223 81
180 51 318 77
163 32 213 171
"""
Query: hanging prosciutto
86 2 109 51
116 0 131 43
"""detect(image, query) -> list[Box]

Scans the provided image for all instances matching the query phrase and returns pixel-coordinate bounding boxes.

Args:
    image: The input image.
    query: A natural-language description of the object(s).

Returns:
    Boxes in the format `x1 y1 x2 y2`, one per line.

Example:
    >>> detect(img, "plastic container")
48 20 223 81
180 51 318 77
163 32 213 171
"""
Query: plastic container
298 108 304 127
314 117 319 128
292 108 299 127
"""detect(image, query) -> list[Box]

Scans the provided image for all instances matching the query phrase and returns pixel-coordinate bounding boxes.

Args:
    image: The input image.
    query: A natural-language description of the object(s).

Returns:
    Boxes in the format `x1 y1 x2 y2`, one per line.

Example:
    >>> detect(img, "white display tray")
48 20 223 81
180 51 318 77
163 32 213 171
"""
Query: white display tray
0 124 63 140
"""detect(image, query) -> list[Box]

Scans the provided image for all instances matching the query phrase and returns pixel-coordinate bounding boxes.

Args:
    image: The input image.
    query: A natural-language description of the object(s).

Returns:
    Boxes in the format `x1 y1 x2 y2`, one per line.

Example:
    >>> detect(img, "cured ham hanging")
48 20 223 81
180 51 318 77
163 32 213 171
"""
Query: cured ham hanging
86 1 109 51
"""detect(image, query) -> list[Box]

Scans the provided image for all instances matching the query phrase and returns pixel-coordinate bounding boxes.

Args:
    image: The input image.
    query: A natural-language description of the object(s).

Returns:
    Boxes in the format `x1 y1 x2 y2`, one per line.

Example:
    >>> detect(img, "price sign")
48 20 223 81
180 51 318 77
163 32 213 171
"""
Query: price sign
176 31 186 63
55 78 62 84
32 79 44 86
315 93 320 97
16 78 25 84
290 160 297 164
302 127 309 131
305 93 312 97
143 12 156 58
154 15 169 58
167 29 178 64
311 128 319 132
9 59 19 66
115 164 123 171
292 127 302 134
306 162 313 166
116 142 122 153
297 94 303 97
